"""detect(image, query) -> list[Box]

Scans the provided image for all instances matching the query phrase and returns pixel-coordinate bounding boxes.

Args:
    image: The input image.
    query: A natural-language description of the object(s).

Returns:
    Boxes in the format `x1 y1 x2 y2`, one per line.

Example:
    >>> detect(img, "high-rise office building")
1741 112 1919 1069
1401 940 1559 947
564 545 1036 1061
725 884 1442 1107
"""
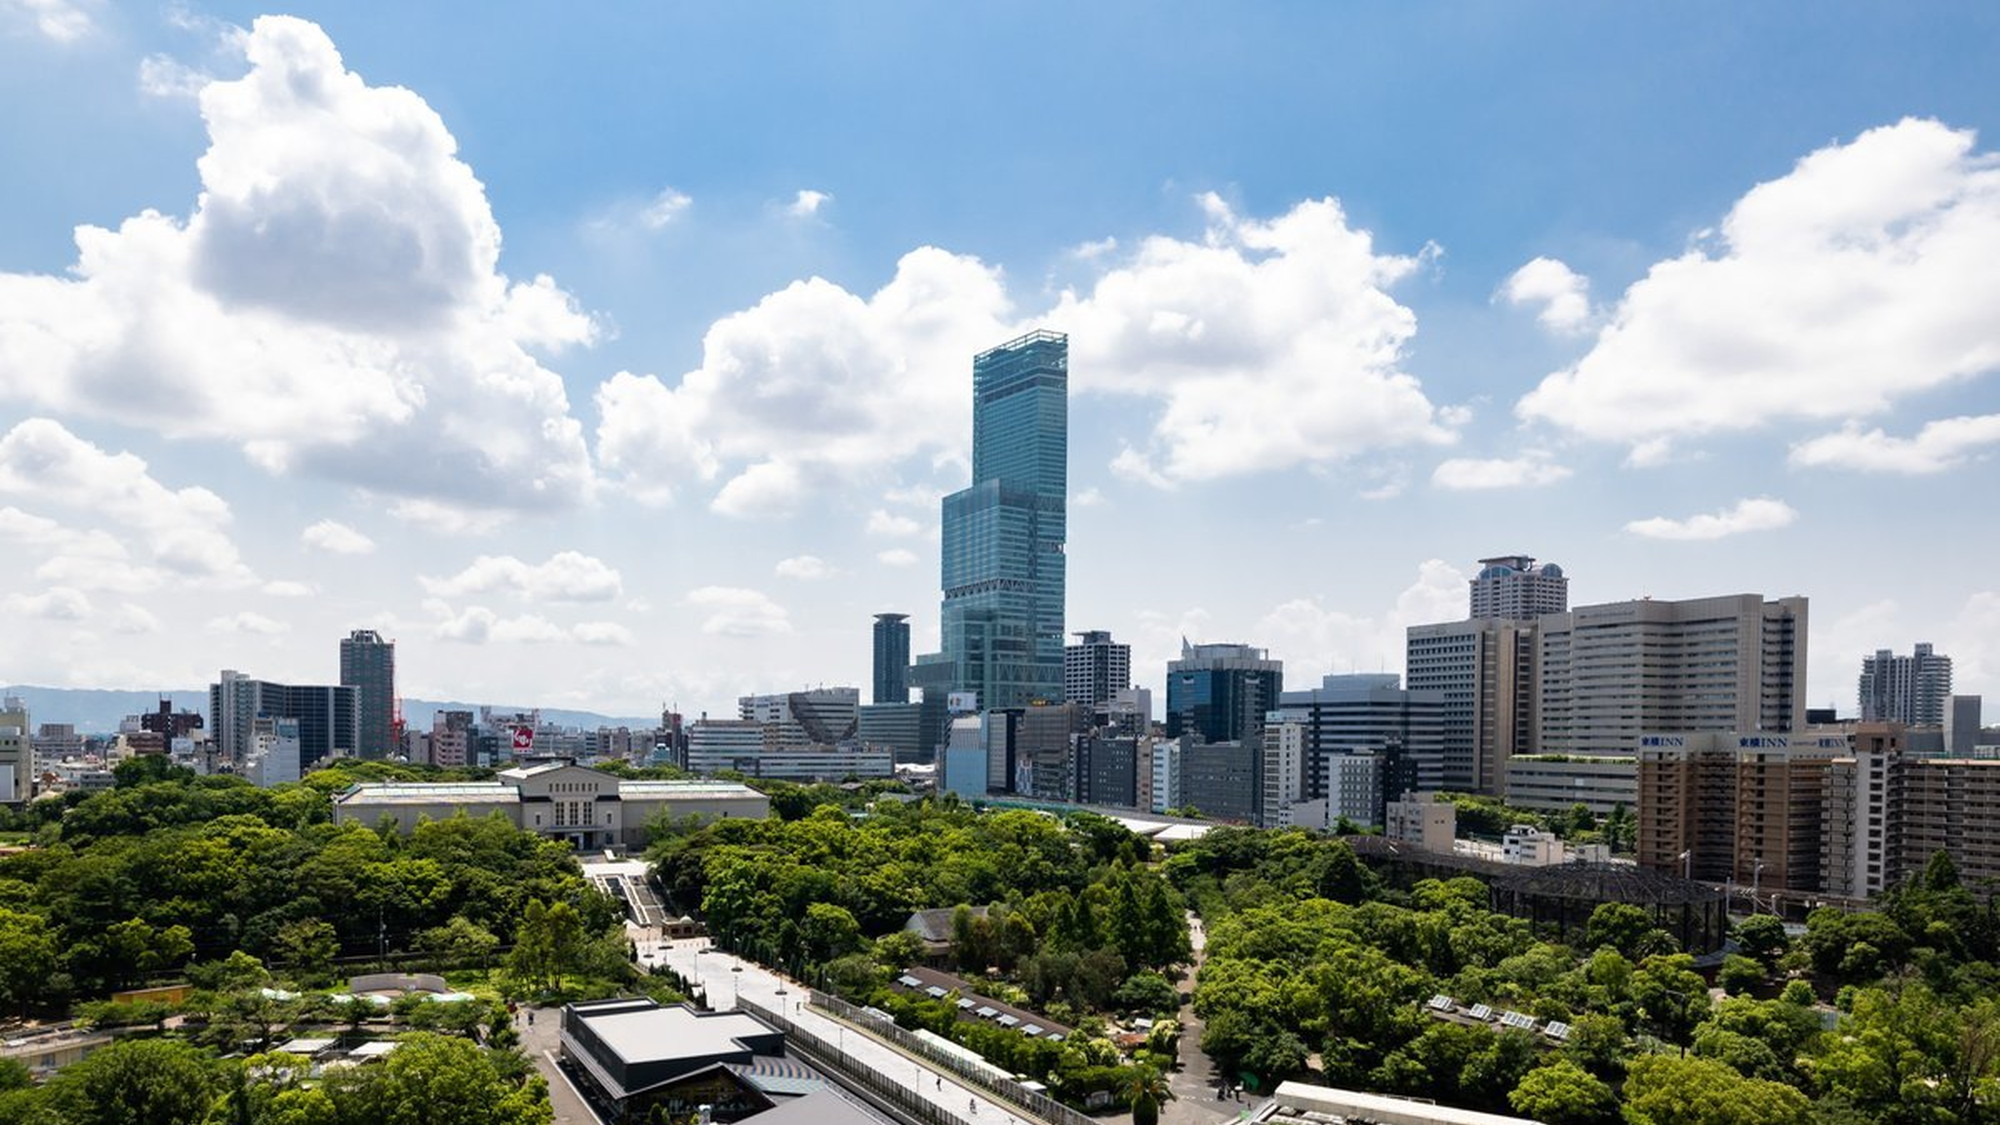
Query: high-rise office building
737 688 860 749
857 702 924 762
927 330 1068 712
0 697 27 804
872 614 911 704
210 671 358 767
1276 673 1444 811
340 629 396 759
1179 739 1262 823
1016 701 1087 799
1469 555 1568 620
1166 642 1283 744
1536 594 1807 756
1075 734 1140 808
1858 642 1952 726
1945 695 1984 756
1064 630 1131 711
1406 619 1536 794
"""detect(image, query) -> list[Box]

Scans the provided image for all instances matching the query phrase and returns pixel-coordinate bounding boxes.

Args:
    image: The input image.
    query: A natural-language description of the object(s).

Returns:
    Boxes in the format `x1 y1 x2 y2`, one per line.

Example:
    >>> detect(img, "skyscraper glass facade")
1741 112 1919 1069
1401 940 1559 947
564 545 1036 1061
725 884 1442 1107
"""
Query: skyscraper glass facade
339 629 396 759
872 613 910 704
1165 641 1284 744
937 330 1068 711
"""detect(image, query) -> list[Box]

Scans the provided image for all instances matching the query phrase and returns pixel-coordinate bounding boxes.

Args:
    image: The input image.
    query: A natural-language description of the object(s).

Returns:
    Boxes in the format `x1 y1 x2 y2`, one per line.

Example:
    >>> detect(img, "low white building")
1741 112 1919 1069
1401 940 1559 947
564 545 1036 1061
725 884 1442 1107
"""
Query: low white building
245 716 302 788
1500 824 1565 866
332 760 769 849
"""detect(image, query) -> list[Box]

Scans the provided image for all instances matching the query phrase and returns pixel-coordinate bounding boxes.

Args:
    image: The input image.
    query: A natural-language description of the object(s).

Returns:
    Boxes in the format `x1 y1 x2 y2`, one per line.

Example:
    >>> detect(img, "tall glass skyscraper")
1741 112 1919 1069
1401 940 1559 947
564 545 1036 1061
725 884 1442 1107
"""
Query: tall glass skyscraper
934 330 1068 711
871 613 911 704
339 629 396 759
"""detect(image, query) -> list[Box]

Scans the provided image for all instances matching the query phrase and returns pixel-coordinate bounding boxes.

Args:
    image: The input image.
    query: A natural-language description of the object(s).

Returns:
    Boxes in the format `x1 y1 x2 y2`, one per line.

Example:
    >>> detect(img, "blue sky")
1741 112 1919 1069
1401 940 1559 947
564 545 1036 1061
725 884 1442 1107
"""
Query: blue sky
2 2 1997 721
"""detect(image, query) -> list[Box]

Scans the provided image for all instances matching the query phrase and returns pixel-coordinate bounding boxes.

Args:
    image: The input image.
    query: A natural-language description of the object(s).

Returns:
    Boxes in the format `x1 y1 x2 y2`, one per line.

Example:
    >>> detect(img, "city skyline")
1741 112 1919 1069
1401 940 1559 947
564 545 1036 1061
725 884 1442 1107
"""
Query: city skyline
2 6 1998 720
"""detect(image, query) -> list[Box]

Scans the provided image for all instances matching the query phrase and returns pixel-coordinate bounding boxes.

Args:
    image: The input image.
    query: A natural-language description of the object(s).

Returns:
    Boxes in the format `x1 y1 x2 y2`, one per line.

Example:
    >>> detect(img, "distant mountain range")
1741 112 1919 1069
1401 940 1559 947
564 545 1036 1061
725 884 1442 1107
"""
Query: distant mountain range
0 685 656 734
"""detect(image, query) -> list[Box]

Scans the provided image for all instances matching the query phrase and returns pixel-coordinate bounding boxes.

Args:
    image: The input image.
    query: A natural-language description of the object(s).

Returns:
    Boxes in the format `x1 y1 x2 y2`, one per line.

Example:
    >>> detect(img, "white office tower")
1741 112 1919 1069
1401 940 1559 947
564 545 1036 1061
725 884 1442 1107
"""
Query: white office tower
245 716 302 787
1536 594 1807 755
1469 555 1568 620
1258 717 1311 828
1406 619 1536 794
1858 643 1953 727
1065 630 1133 709
0 697 26 803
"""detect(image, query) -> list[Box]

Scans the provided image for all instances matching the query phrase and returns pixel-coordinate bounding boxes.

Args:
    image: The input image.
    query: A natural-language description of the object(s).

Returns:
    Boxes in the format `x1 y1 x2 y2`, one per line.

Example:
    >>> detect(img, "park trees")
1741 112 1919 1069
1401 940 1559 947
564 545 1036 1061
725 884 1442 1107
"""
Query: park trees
0 906 59 1014
1123 1066 1174 1125
319 1032 551 1125
507 899 584 994
35 1037 222 1125
1508 1059 1618 1125
1622 1055 1810 1125
418 916 501 972
1733 914 1790 970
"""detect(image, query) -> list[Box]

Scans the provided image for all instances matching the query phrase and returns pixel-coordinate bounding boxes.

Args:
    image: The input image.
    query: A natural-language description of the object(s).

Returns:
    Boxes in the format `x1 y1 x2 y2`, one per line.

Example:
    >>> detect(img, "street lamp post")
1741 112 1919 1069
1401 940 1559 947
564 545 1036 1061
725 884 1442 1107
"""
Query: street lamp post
732 965 743 1009
1752 859 1766 914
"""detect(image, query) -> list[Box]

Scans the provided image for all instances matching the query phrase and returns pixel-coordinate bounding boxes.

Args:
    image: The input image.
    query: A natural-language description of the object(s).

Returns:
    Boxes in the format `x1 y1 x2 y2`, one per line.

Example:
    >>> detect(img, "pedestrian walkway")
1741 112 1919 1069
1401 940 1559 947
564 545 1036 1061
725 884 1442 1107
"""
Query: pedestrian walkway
1162 912 1237 1125
649 937 1046 1125
518 1003 602 1125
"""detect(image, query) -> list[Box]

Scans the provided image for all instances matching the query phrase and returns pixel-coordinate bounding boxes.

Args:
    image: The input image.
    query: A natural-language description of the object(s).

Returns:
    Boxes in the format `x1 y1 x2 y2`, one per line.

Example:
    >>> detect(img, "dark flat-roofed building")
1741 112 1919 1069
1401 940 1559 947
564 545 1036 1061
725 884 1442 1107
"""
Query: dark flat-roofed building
560 999 786 1124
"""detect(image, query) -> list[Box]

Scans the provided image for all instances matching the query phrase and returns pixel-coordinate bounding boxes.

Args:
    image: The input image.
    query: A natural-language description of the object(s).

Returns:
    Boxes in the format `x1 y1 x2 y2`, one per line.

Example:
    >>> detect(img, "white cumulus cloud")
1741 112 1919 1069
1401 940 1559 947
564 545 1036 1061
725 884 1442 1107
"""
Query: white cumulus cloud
1498 256 1593 334
1053 193 1456 484
787 190 831 217
774 555 834 580
425 601 568 645
3 586 91 621
1625 497 1799 541
685 586 792 637
595 247 1014 515
0 16 597 516
0 419 251 586
876 548 919 568
641 188 692 229
598 193 1456 512
3 0 96 42
572 621 635 647
301 519 375 555
1255 558 1468 678
108 603 162 634
206 611 287 635
866 509 923 537
1518 119 2000 462
1789 414 2000 474
1431 451 1572 490
421 551 623 602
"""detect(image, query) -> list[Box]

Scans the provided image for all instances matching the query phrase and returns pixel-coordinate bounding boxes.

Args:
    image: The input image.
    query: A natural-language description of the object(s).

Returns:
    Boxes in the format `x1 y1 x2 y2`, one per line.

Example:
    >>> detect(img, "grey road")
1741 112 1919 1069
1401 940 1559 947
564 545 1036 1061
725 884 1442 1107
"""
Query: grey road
648 936 1040 1125
1161 912 1240 1125
520 1003 602 1125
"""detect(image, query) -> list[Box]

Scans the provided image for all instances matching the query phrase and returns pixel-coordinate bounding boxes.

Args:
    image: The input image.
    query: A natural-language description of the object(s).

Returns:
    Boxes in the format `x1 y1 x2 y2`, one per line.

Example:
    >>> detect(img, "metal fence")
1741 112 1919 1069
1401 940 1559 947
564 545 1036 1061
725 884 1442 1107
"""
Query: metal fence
803 991 1097 1125
737 994 974 1125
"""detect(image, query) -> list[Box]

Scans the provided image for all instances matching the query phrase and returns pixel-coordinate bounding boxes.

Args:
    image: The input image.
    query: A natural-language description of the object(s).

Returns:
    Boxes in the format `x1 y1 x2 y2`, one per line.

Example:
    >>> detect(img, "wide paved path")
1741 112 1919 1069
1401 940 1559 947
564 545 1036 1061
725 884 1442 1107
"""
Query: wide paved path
647 936 1039 1125
520 1002 603 1125
1161 912 1244 1125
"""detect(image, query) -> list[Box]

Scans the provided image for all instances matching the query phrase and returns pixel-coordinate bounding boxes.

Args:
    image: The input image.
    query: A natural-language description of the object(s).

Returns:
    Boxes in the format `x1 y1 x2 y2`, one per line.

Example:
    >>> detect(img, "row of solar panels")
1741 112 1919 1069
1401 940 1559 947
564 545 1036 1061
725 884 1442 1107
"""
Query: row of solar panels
1424 995 1572 1041
895 977 1065 1041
